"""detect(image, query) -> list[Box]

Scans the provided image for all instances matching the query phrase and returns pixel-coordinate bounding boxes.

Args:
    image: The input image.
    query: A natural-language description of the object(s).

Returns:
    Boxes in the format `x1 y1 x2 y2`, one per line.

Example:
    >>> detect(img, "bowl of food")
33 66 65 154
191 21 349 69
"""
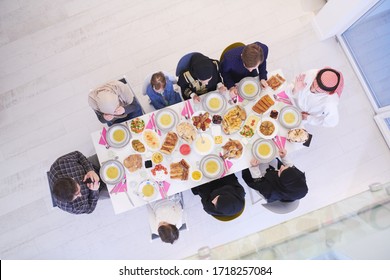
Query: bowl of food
179 144 191 156
190 169 203 182
99 159 125 185
130 118 145 134
257 118 278 139
199 154 225 179
279 106 302 129
152 152 164 164
252 138 277 163
193 133 215 155
137 179 158 201
106 124 131 148
131 139 146 154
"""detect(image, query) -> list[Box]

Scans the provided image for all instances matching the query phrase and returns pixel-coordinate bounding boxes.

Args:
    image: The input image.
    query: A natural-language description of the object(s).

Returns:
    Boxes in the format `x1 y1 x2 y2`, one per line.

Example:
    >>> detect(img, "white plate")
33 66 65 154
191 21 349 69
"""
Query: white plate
202 92 227 113
137 179 159 201
191 111 212 132
193 133 215 155
142 129 161 151
199 154 225 179
130 138 146 154
221 138 244 160
238 77 260 100
99 160 125 185
239 115 260 138
154 108 179 132
129 118 145 134
257 117 279 139
279 106 302 129
106 124 131 148
252 138 277 163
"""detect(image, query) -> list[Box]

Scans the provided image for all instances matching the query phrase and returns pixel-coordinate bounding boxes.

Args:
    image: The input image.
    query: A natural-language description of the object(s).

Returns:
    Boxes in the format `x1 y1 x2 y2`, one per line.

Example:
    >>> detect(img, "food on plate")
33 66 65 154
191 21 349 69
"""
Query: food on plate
106 166 119 179
259 121 275 136
283 112 296 124
205 159 220 174
113 129 125 142
123 154 143 172
214 135 223 144
179 144 191 156
151 164 168 181
266 74 286 90
142 183 155 197
287 128 309 143
160 131 178 154
209 97 222 110
243 83 256 95
152 152 163 164
222 139 243 159
192 112 212 131
170 159 190 180
270 109 279 119
258 143 272 157
176 122 197 144
131 139 145 153
252 94 275 114
160 113 173 127
130 118 145 133
222 105 246 134
143 130 160 150
212 114 222 124
191 170 202 181
194 134 214 154
240 125 254 138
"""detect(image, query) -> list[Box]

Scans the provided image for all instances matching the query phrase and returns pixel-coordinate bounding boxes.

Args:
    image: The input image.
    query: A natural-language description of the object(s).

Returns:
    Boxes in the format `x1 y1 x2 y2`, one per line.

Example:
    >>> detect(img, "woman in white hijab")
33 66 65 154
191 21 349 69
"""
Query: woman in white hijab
88 80 143 126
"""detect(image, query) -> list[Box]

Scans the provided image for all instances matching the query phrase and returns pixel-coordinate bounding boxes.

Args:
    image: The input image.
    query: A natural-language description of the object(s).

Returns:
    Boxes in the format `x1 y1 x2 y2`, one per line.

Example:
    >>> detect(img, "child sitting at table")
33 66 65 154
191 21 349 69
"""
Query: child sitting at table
242 148 308 203
146 71 182 110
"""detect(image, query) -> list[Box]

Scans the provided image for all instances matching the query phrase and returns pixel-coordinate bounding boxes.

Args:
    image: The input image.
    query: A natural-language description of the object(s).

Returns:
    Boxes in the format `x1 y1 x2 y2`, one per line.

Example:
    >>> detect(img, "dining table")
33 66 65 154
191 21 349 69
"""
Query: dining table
91 69 308 214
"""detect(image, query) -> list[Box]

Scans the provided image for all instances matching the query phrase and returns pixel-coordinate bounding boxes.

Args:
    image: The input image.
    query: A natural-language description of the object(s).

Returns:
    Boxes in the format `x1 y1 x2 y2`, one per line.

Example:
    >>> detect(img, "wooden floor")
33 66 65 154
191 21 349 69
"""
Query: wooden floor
1 0 389 259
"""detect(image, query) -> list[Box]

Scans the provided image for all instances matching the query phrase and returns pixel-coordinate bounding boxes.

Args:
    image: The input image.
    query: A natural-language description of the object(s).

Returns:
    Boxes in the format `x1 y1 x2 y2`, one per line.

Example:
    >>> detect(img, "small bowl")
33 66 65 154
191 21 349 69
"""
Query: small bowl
179 144 191 156
191 169 203 182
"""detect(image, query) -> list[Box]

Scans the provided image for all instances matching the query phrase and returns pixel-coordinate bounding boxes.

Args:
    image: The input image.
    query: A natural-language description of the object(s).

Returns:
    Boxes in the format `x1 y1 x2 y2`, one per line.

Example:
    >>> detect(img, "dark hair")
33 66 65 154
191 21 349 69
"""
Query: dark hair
151 72 167 91
53 177 78 202
158 223 179 244
242 43 263 68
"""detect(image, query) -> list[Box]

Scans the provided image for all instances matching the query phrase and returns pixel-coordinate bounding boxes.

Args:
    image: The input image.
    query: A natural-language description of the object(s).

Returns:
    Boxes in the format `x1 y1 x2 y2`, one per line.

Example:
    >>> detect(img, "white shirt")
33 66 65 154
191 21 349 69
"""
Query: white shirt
148 196 183 235
289 69 340 127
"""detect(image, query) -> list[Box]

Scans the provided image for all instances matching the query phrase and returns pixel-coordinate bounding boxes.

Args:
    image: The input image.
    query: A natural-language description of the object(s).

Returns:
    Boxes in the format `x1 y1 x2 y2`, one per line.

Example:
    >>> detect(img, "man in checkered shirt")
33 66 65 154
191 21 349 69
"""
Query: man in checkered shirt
48 151 102 214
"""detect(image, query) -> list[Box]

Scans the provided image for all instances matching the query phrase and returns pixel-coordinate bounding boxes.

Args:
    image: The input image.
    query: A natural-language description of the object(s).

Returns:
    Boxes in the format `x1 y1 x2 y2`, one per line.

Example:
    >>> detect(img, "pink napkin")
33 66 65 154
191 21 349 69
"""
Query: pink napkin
277 91 289 99
181 103 188 118
236 94 244 103
99 127 108 146
186 100 194 117
276 91 293 105
219 153 233 177
273 136 286 149
146 113 161 136
158 181 170 198
110 176 127 194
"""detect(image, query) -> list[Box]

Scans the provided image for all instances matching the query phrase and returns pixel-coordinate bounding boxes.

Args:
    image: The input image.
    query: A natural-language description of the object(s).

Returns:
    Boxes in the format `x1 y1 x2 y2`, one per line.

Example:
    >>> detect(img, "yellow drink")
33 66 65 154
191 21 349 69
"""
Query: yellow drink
160 114 172 126
106 166 119 179
192 170 202 181
205 160 219 174
209 97 221 109
283 112 295 124
142 184 154 197
258 143 271 157
244 83 256 95
113 129 125 142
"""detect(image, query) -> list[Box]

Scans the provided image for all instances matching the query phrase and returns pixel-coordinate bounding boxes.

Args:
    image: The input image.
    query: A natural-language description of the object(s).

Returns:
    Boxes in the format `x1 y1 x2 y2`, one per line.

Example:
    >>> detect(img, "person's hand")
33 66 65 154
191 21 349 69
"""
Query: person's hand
84 171 100 191
250 158 260 167
278 148 287 158
293 74 306 94
229 87 238 99
260 79 268 89
217 85 227 93
103 114 114 121
301 112 310 120
114 106 125 115
192 94 201 103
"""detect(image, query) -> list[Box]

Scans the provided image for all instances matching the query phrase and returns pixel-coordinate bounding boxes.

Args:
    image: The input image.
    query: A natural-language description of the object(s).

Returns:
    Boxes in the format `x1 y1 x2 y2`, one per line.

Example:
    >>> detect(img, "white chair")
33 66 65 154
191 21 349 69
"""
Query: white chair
261 200 300 214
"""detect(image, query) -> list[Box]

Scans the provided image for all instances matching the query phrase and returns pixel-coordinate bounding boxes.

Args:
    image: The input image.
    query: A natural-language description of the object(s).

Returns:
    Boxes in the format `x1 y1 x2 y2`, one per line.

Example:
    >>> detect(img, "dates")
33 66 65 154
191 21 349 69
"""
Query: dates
212 114 222 124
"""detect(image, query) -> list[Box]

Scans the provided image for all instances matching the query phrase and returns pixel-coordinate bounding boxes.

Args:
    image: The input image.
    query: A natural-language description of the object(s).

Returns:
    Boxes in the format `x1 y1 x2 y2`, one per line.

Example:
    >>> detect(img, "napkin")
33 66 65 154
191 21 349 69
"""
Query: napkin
158 181 170 198
146 113 161 136
99 127 108 146
276 91 293 105
236 94 244 103
110 176 127 194
219 153 233 177
273 135 286 149
181 103 188 118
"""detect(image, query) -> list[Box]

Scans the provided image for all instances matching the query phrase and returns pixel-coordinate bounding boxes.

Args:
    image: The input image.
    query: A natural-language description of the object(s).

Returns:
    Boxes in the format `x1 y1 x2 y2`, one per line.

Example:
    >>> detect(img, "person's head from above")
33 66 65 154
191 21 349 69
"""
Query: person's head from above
191 58 213 85
211 190 244 216
151 72 167 94
95 89 120 114
158 222 179 244
279 166 307 190
53 177 82 202
311 68 343 95
241 43 263 72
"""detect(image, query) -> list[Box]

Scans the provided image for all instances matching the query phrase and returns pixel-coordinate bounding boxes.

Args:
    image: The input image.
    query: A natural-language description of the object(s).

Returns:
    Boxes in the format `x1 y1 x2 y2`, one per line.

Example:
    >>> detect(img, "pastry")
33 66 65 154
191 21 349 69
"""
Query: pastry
287 128 309 143
160 131 178 154
170 159 190 180
123 154 142 172
176 122 197 144
252 94 275 114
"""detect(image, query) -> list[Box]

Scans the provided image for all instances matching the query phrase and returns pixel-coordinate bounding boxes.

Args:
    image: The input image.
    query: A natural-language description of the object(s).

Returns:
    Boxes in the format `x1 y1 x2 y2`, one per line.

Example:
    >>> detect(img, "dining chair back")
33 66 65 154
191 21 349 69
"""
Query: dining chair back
212 202 245 222
261 200 300 214
46 172 57 208
219 42 245 62
175 52 201 76
119 76 146 115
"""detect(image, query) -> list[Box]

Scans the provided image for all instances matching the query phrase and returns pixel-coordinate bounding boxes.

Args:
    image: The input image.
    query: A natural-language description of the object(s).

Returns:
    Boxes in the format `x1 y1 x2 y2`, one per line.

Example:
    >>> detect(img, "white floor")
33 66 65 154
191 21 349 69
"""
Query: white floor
1 0 389 260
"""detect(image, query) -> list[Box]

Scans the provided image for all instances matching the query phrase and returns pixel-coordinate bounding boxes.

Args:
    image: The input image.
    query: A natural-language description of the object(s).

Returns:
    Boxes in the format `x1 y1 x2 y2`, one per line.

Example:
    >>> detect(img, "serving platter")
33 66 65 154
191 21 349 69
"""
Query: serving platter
99 159 125 185
202 92 227 114
106 124 131 148
237 77 260 100
279 106 302 129
154 108 179 132
252 138 277 163
199 154 225 179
